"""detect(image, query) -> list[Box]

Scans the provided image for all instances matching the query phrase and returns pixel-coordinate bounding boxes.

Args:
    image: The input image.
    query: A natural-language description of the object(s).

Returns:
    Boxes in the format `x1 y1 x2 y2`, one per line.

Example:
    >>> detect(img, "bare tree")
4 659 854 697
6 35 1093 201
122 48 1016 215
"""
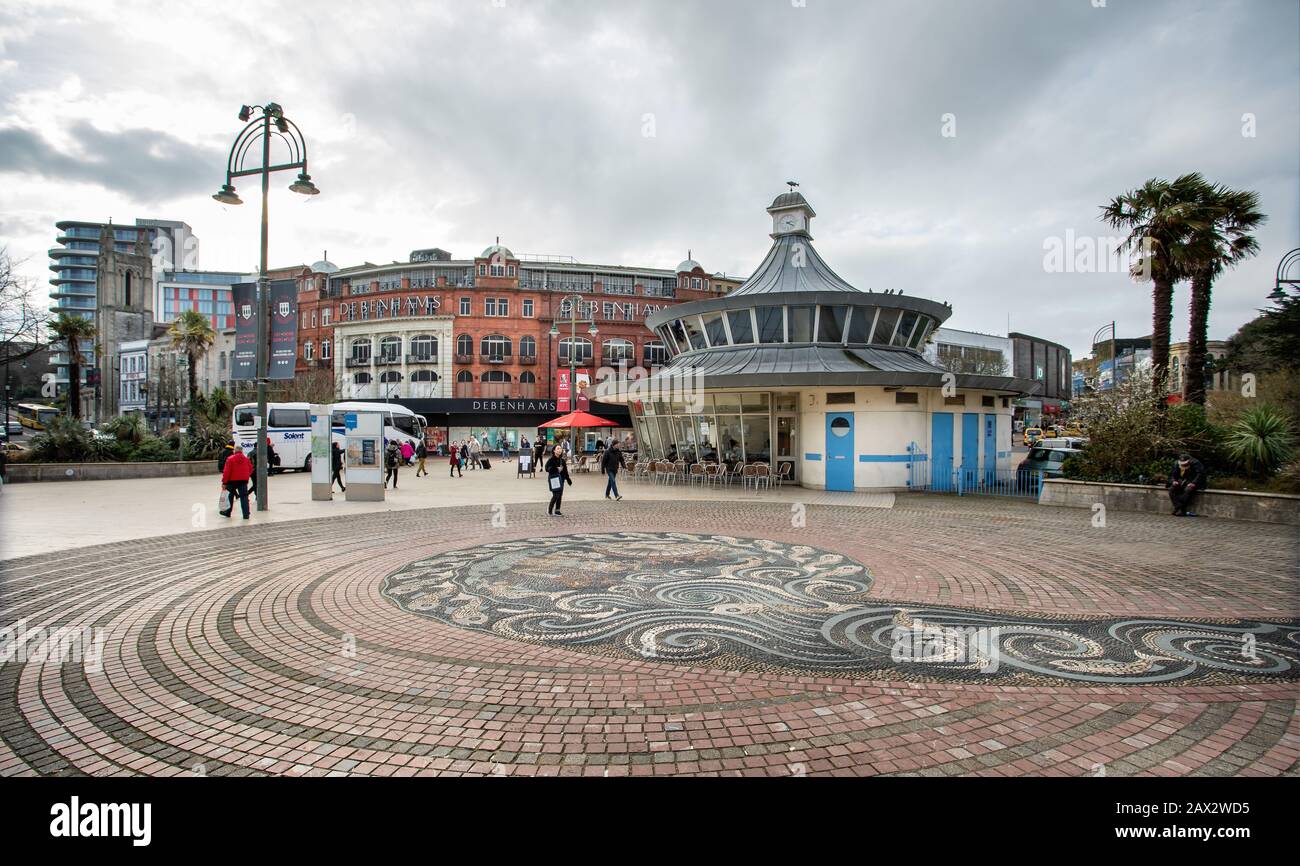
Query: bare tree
0 247 49 361
936 345 1009 376
272 366 341 404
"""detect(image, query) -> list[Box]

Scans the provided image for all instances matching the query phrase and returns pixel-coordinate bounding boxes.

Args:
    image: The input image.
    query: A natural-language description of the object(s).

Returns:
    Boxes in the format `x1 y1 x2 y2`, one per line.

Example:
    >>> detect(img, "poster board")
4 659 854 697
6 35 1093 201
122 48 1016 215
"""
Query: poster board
343 411 384 501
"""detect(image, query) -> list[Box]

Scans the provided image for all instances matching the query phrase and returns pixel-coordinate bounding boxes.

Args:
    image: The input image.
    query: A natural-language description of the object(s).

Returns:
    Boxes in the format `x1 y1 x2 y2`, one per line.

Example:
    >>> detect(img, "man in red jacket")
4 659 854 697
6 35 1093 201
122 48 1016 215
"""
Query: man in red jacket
221 445 253 519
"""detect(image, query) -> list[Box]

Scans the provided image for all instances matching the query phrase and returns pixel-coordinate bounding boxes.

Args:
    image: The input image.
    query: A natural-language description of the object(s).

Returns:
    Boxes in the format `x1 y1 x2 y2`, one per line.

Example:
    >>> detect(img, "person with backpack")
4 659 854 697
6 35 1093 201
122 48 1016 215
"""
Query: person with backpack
545 445 573 517
220 445 253 519
384 440 401 489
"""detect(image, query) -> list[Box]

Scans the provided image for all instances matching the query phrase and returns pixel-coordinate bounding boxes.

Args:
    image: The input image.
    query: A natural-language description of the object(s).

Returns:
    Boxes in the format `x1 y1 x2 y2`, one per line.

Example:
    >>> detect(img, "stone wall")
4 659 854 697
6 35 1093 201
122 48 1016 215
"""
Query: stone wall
5 461 215 483
1039 479 1300 525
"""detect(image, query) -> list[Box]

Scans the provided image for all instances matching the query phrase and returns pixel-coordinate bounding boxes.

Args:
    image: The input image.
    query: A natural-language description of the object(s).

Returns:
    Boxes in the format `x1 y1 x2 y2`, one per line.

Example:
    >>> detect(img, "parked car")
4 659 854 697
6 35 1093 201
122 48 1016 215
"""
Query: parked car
1022 426 1043 445
5 421 21 436
1017 443 1085 480
1037 436 1088 450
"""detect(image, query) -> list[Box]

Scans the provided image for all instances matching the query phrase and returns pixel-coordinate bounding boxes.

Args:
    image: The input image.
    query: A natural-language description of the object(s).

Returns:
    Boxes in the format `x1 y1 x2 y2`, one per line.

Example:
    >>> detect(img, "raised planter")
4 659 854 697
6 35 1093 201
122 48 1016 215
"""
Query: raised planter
1039 478 1300 525
5 461 216 483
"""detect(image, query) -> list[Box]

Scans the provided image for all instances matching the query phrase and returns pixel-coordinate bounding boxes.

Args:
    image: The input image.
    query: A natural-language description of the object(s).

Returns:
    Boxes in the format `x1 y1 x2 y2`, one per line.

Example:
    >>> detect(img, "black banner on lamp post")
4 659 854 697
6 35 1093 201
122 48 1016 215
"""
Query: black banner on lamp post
268 279 298 380
231 281 258 382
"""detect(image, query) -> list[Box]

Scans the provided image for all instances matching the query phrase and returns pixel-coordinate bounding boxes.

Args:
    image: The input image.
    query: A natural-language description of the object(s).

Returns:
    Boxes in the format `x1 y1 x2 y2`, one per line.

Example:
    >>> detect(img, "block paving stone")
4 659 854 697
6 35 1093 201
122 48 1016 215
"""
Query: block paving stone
0 494 1296 777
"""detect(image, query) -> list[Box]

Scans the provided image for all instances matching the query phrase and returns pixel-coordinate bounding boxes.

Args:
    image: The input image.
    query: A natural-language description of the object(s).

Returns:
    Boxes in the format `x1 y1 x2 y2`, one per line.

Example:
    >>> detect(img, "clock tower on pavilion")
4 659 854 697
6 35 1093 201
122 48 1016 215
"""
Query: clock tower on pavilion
766 182 817 239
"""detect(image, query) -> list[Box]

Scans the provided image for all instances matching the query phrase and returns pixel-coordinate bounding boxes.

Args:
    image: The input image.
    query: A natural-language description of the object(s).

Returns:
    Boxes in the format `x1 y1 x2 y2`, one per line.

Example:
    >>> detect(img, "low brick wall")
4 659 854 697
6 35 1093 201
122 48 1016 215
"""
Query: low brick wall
4 461 216 483
1039 478 1300 525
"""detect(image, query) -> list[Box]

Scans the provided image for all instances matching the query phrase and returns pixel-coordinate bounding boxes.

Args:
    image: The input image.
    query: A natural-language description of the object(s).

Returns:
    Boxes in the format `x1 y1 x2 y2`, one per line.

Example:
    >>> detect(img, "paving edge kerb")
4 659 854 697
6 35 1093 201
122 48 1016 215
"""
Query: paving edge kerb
5 461 215 482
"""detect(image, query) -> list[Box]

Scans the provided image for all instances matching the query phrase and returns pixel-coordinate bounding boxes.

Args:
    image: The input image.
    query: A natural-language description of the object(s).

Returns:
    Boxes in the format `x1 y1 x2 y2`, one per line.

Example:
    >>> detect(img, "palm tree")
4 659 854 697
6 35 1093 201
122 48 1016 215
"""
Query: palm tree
1182 184 1266 405
168 310 216 426
48 313 96 419
1100 174 1206 415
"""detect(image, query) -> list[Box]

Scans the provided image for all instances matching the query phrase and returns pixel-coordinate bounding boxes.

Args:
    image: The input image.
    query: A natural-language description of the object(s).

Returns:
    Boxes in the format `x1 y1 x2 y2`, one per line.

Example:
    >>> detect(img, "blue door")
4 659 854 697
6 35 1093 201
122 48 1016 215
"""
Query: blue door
931 412 954 491
983 413 997 485
825 413 854 491
961 413 980 489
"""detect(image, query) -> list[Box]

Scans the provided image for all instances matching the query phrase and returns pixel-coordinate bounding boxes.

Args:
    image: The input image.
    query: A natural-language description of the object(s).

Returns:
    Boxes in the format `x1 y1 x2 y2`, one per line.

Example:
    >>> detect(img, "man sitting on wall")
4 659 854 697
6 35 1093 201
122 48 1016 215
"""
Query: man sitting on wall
1167 452 1207 517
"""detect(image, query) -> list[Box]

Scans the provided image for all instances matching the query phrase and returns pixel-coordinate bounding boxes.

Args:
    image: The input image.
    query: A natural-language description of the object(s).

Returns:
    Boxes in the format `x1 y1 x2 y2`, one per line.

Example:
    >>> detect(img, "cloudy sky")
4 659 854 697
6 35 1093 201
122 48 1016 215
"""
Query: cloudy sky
1 0 1296 357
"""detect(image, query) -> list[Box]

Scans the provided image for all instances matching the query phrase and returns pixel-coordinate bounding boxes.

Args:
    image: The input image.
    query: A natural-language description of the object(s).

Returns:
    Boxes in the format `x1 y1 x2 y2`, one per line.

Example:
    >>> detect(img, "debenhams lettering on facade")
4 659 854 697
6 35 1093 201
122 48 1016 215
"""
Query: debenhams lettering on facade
337 296 443 321
471 399 556 412
336 295 667 322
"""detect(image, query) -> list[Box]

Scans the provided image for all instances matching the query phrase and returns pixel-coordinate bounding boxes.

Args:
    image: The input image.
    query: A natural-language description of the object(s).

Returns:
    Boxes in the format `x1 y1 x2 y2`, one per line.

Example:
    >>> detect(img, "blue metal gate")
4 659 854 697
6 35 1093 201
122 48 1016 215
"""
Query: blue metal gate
906 441 1042 499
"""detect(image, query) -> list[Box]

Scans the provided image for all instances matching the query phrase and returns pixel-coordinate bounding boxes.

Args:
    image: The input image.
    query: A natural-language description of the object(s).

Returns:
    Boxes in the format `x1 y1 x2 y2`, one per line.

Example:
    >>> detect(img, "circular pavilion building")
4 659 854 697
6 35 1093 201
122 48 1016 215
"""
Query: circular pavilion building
599 188 1039 491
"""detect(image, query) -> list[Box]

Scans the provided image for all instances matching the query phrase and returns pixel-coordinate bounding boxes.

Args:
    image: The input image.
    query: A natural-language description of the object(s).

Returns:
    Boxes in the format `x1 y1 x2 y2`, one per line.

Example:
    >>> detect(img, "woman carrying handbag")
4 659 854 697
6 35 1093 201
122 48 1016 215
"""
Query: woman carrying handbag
544 445 572 517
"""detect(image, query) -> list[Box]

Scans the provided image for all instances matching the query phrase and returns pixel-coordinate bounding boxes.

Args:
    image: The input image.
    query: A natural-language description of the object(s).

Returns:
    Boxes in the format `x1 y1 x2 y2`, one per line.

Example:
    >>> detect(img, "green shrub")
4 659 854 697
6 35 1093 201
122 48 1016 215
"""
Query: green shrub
1064 371 1232 485
1227 405 1296 476
28 416 104 463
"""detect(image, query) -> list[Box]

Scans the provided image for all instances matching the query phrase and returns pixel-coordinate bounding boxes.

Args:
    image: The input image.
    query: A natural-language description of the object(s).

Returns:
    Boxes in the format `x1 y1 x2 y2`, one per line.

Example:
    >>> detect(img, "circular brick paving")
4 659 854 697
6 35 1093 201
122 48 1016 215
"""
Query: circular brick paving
1 496 1297 777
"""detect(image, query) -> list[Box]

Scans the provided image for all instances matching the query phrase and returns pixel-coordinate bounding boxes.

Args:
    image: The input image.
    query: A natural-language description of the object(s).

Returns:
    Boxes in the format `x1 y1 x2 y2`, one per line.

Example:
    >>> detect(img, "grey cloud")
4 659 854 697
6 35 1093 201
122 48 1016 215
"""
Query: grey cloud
0 0 1296 355
0 121 220 205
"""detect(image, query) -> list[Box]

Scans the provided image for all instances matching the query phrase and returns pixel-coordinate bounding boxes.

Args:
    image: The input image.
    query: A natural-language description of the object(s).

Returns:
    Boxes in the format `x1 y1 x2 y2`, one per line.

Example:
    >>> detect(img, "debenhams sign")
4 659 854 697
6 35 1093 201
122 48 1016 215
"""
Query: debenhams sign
337 295 442 321
471 399 556 412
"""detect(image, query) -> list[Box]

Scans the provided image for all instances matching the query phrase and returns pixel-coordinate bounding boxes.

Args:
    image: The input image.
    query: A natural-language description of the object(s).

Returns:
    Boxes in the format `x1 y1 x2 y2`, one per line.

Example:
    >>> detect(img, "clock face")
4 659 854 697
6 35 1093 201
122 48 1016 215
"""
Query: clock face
777 213 801 232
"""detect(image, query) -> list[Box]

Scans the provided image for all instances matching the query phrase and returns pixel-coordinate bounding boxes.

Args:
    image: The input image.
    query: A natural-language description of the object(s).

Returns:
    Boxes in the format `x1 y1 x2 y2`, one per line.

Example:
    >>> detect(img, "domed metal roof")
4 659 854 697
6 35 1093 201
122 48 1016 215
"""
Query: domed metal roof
481 243 515 260
676 257 702 273
311 259 339 274
768 190 811 211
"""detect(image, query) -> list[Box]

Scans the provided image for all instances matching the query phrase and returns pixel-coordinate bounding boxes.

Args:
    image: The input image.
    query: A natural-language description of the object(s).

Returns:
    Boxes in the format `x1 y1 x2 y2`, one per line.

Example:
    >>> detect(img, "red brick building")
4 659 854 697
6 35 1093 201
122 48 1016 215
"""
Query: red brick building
288 244 741 449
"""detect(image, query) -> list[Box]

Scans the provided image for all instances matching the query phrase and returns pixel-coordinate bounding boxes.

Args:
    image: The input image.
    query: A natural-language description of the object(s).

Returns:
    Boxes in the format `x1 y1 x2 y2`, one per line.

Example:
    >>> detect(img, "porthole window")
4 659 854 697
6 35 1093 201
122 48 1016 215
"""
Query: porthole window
830 417 851 437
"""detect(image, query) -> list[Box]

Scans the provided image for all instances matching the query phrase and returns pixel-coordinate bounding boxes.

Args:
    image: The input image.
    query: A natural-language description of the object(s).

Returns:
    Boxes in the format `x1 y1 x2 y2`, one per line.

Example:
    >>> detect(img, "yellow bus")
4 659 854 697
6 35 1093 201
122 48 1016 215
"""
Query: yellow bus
15 403 60 431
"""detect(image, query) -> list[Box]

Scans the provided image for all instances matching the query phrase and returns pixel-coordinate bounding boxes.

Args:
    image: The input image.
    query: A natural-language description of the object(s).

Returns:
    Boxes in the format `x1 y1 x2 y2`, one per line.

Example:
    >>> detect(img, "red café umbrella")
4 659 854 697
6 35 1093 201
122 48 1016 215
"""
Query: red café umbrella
538 410 618 429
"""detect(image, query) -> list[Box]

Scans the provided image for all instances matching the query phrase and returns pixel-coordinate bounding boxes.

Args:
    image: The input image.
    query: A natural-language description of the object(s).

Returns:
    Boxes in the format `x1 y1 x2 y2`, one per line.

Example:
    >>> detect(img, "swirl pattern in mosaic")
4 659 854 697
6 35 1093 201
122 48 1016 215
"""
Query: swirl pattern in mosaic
383 532 1300 684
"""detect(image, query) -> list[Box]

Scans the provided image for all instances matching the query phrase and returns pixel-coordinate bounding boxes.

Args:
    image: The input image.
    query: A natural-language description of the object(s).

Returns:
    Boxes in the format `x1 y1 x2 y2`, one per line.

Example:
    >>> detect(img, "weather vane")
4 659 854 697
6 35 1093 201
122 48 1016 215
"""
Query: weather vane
787 180 799 192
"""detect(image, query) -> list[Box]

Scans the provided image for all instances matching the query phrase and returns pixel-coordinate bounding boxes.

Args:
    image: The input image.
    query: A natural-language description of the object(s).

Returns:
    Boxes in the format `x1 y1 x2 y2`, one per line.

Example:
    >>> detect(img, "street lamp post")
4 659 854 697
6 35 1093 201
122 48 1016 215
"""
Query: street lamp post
1268 248 1300 300
1092 321 1117 391
213 103 319 511
549 293 598 451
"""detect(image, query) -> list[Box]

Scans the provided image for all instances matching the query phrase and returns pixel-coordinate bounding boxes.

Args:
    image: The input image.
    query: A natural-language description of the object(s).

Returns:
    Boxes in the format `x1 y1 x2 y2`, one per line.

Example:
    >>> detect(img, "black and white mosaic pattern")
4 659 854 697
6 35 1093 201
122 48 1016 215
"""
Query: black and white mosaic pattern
383 532 1300 684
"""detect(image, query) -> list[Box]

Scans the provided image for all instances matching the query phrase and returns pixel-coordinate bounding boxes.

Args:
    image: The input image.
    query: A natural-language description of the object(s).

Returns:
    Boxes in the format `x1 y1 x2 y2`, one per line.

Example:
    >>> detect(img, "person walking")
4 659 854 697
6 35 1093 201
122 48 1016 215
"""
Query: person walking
1167 452 1206 517
545 445 572 517
400 440 415 467
469 436 481 470
601 438 625 500
449 440 463 477
331 441 346 492
415 440 428 477
459 440 469 473
384 440 401 489
220 444 253 519
533 439 545 476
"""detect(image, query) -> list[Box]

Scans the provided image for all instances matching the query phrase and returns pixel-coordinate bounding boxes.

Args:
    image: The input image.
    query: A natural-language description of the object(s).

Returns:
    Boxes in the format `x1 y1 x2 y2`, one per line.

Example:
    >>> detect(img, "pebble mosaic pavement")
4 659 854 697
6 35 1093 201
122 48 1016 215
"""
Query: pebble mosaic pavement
1 495 1298 777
